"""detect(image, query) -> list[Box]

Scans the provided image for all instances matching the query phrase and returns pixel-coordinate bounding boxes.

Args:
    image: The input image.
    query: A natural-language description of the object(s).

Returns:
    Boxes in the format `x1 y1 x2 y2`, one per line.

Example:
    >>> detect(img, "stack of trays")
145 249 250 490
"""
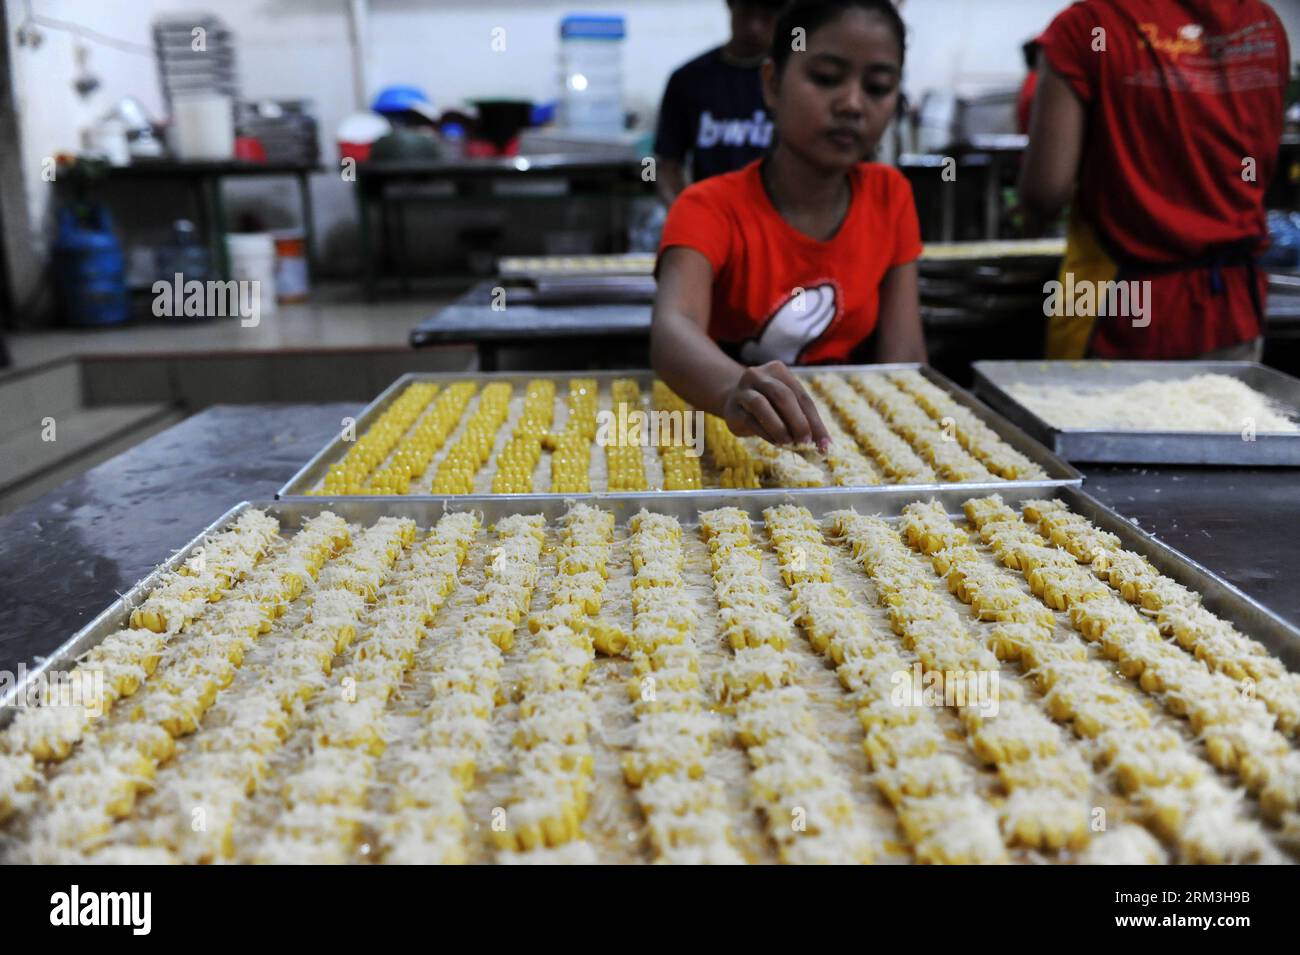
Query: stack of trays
153 15 239 110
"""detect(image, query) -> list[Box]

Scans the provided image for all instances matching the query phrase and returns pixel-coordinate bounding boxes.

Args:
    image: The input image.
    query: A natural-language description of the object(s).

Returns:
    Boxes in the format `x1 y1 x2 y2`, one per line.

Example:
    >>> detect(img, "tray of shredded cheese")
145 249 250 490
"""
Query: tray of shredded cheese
3 485 1297 865
498 242 1067 281
498 253 657 279
973 361 1300 465
277 365 1080 498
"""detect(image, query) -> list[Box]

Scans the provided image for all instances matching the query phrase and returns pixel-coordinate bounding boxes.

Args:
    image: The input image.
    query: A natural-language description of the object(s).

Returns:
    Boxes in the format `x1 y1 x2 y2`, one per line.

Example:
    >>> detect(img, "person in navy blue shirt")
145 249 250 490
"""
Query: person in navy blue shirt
653 0 789 205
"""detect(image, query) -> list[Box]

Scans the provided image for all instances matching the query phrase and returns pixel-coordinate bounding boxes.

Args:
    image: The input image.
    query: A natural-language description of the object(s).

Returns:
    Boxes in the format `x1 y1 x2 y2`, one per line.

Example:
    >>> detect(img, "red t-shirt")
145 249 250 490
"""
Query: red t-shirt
1040 0 1289 357
657 160 922 365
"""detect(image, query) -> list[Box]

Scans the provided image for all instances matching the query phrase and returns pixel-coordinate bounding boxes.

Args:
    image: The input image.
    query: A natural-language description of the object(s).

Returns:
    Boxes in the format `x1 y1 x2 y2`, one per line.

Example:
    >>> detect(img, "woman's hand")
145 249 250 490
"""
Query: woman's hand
721 360 832 450
652 247 831 451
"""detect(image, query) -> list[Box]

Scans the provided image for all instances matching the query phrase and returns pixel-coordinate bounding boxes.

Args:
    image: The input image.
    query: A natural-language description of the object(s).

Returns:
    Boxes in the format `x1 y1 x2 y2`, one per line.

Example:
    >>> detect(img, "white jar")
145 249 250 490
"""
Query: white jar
172 92 235 160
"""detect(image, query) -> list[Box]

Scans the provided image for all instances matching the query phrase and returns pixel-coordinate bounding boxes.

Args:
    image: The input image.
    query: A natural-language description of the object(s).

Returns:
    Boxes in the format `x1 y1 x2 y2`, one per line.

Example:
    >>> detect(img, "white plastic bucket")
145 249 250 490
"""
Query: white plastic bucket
226 232 277 316
172 93 235 160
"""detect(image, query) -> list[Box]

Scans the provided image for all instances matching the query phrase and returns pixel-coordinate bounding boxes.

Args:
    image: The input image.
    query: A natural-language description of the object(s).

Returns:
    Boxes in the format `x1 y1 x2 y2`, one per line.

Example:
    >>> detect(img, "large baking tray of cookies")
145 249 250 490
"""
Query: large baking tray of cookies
3 484 1295 864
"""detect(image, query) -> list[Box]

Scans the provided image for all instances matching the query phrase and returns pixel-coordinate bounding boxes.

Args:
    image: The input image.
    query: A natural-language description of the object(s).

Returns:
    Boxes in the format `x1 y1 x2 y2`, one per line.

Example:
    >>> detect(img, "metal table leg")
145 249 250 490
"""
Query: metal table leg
941 168 956 243
357 181 375 301
296 170 316 276
984 154 1002 241
379 189 393 296
202 175 231 280
397 201 411 295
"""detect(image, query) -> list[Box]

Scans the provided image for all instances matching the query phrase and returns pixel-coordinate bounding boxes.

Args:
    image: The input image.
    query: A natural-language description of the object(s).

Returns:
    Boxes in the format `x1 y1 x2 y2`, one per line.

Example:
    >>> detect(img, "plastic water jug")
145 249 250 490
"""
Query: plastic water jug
54 206 129 327
559 15 625 135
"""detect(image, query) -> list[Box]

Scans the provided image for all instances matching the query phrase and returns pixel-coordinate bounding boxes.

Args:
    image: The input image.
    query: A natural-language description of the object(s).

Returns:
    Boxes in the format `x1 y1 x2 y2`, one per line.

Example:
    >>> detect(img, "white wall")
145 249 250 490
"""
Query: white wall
5 0 173 252
214 0 737 269
7 0 1300 275
903 0 1066 94
1276 0 1300 50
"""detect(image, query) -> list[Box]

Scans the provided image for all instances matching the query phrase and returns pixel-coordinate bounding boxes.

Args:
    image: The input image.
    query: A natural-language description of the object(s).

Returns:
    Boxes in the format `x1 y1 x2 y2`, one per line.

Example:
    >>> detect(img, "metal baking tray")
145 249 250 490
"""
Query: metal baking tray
973 360 1300 465
276 365 1081 498
500 245 1066 282
529 275 656 305
498 253 655 280
5 483 1296 720
917 239 1065 277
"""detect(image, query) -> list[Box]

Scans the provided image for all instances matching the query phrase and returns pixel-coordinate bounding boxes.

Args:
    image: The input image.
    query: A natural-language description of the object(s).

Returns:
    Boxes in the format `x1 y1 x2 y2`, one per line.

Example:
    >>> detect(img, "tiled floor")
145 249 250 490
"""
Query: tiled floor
6 285 458 367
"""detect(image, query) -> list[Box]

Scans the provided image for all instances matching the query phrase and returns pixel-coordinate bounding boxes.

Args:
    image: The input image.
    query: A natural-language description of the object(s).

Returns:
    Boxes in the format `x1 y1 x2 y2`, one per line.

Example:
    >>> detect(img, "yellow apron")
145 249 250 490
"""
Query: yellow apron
1045 210 1118 359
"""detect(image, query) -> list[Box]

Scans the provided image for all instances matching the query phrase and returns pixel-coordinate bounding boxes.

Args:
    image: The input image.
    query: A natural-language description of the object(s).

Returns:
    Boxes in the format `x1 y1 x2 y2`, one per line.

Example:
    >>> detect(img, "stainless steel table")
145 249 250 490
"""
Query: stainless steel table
408 281 650 370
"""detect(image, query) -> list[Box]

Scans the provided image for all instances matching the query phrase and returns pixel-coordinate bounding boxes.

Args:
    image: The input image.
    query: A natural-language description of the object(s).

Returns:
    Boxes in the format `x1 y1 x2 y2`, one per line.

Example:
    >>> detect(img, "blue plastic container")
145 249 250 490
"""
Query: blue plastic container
371 85 434 116
54 206 129 327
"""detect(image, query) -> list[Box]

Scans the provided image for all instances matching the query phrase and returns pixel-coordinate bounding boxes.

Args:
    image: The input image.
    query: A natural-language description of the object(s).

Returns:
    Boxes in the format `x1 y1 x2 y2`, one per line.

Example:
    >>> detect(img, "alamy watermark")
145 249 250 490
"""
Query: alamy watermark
50 885 151 935
595 405 704 457
1 664 106 718
152 274 261 327
890 663 1000 718
1044 273 1151 328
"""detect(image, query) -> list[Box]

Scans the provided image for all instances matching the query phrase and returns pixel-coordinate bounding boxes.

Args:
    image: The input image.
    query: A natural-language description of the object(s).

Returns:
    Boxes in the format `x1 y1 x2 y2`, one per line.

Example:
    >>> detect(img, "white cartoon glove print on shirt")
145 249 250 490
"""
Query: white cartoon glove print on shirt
739 282 840 365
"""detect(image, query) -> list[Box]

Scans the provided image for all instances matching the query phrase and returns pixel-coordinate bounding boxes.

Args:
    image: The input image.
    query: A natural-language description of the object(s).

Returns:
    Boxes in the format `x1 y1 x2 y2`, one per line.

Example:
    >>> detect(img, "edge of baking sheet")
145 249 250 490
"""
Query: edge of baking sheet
0 502 253 725
8 483 1296 728
972 360 1300 465
498 253 655 280
276 364 1082 498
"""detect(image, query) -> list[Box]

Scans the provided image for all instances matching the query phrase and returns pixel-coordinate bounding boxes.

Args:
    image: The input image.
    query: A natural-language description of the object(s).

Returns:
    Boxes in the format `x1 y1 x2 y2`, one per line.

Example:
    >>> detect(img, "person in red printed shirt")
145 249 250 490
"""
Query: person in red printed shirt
651 0 924 450
1019 0 1290 360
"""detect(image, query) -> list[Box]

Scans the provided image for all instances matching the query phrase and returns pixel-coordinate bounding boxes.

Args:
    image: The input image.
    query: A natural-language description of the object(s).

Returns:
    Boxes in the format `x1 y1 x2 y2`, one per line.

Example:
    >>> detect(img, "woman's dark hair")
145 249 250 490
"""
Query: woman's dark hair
1022 38 1041 71
771 0 906 74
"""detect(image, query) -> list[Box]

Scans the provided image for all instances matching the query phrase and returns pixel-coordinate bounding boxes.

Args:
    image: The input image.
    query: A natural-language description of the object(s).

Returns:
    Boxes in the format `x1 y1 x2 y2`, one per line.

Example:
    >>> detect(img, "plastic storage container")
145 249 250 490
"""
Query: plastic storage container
559 15 625 135
54 206 129 327
171 92 235 160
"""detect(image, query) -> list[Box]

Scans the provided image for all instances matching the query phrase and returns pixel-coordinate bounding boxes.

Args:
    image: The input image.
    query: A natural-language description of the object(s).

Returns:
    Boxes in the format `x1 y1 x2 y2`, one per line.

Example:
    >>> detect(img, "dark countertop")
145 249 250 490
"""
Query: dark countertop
98 160 323 177
0 403 358 677
1079 465 1299 627
0 403 1295 678
358 154 643 179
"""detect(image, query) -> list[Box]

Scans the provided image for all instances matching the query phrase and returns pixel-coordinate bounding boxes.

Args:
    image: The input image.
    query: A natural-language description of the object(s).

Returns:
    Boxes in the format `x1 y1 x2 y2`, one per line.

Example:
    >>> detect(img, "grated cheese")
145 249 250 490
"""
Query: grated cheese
1009 373 1299 432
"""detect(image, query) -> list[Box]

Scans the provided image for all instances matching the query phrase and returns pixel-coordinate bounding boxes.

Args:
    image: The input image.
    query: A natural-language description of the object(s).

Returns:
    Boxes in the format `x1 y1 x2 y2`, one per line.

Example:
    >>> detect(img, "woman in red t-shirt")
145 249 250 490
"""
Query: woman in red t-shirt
652 0 924 450
1019 0 1289 360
